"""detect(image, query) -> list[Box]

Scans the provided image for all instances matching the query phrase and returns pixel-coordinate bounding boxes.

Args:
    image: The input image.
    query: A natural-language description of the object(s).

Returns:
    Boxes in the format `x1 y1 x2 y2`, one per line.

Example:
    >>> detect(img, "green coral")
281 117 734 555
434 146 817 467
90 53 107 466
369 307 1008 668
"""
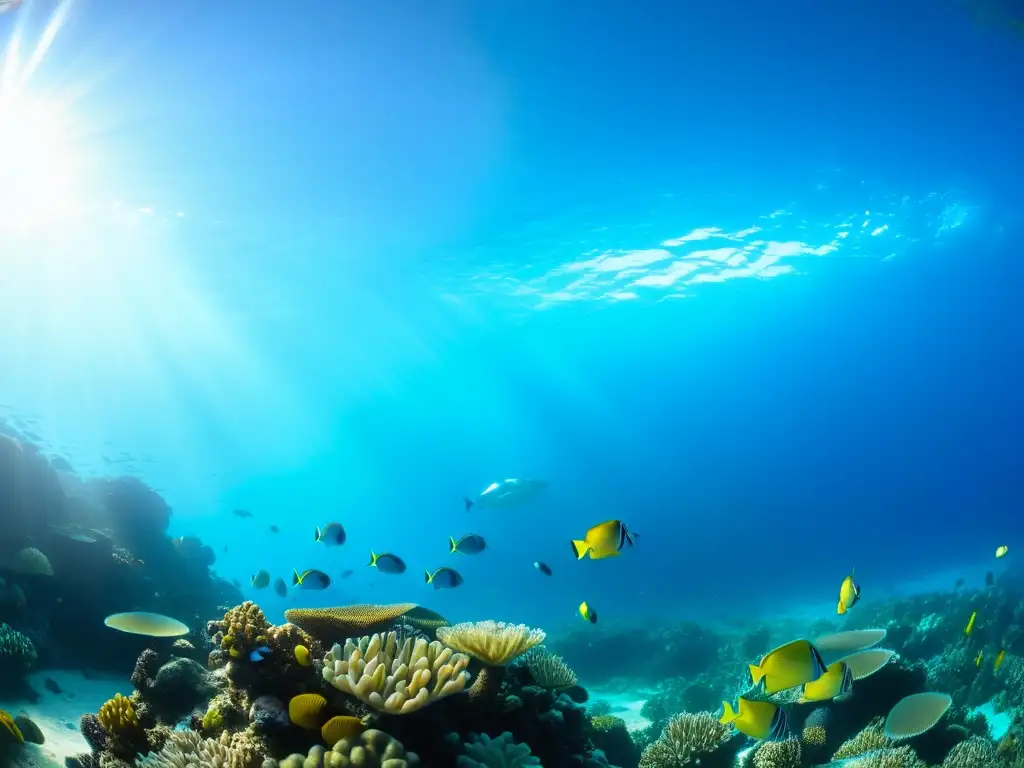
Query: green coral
458 732 539 767
201 704 225 734
0 623 37 673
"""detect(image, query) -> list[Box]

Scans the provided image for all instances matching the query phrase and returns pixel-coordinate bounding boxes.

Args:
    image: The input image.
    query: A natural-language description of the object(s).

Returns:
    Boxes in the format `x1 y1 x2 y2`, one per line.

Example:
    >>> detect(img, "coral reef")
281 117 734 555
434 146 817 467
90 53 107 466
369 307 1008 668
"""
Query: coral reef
436 621 545 701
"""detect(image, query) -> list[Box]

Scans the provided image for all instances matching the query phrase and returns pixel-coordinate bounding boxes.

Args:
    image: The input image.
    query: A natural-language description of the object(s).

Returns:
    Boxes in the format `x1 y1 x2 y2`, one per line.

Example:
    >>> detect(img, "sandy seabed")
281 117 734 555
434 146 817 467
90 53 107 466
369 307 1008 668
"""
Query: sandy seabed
1 669 130 767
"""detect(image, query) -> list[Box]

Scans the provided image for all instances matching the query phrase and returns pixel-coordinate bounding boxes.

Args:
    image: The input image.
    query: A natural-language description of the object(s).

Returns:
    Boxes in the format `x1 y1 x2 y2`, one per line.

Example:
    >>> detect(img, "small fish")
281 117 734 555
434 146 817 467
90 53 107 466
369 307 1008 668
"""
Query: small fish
232 509 253 518
750 639 827 694
720 697 788 741
449 534 486 555
534 561 552 576
251 570 271 589
837 568 861 615
292 568 331 590
315 522 346 546
995 649 1006 671
273 577 287 598
463 478 546 512
975 651 983 667
368 551 407 574
269 525 279 534
579 601 597 624
955 577 965 589
249 645 272 663
340 569 354 579
424 567 464 590
986 572 995 587
996 545 1009 558
571 520 637 560
44 677 62 694
965 611 977 636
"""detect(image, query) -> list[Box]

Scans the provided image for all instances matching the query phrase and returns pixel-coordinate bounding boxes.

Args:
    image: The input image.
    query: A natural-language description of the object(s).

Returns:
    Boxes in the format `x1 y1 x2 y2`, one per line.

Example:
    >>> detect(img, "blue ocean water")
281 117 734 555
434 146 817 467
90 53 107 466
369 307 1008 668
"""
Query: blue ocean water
0 0 1022 643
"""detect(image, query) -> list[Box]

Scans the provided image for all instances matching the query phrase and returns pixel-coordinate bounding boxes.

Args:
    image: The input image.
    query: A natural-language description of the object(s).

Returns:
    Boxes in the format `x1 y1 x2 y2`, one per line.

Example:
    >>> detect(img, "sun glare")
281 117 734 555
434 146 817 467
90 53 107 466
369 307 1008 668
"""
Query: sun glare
0 93 77 230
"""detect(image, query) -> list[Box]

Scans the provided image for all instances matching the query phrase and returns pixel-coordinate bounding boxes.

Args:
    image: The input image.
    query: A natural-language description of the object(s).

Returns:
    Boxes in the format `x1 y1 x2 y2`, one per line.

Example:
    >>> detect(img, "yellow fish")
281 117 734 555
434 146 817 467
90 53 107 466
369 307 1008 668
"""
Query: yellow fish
570 520 637 560
975 651 983 667
994 649 1006 672
965 611 977 636
837 568 861 615
578 601 598 624
749 639 827 694
996 545 1008 558
720 697 788 740
799 661 853 703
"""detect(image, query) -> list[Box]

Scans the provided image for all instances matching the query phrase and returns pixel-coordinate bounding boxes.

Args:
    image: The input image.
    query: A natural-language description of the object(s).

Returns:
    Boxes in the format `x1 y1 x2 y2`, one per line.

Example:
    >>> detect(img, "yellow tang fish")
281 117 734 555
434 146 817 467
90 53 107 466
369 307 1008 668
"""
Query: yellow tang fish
996 545 1008 558
994 649 1006 672
799 661 853 703
720 697 788 740
837 568 861 615
749 639 827 694
570 520 638 560
578 601 598 624
965 611 977 636
975 651 983 667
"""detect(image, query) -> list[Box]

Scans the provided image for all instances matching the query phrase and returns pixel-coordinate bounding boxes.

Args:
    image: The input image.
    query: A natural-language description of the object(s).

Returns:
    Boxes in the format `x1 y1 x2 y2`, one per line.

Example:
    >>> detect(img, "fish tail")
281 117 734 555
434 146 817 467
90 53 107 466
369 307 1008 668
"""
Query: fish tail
291 569 301 586
367 550 377 567
424 570 432 584
314 526 321 542
463 497 474 512
449 537 458 554
720 701 738 724
571 539 589 560
837 601 847 615
748 664 765 686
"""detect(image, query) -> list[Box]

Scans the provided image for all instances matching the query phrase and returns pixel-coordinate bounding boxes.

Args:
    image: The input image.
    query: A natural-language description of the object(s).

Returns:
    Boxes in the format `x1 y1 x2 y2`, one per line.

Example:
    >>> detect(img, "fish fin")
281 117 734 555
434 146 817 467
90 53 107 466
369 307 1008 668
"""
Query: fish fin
449 537 458 554
424 570 432 583
463 497 473 512
571 539 589 559
720 701 738 724
367 550 376 567
748 664 765 686
314 526 321 541
291 569 301 586
850 565 856 578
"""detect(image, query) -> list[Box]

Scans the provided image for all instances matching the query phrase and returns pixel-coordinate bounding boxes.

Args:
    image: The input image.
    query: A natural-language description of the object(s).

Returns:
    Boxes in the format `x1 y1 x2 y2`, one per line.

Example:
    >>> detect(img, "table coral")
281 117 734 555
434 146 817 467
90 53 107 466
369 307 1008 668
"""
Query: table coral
284 604 449 643
322 631 469 713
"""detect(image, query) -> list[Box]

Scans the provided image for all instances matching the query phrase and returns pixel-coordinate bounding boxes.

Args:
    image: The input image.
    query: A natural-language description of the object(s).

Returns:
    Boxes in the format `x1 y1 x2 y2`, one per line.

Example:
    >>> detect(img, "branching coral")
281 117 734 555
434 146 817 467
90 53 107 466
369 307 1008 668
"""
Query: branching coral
752 738 801 768
322 631 469 713
837 746 928 767
522 647 578 688
137 730 253 768
941 736 1000 767
639 711 735 768
436 620 545 700
272 729 419 768
0 623 37 673
458 732 540 767
832 718 895 760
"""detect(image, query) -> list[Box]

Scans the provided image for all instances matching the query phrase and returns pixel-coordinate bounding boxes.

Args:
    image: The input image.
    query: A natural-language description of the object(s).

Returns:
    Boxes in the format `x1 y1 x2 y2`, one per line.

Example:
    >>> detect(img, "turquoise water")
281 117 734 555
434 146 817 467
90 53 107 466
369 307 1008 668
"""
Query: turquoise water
1 0 1022 641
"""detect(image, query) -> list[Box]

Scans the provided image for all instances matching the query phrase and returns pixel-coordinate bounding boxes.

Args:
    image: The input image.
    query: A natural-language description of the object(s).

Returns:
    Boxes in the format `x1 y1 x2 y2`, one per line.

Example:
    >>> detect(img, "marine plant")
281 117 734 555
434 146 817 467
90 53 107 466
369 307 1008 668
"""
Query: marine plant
435 620 546 700
322 631 470 713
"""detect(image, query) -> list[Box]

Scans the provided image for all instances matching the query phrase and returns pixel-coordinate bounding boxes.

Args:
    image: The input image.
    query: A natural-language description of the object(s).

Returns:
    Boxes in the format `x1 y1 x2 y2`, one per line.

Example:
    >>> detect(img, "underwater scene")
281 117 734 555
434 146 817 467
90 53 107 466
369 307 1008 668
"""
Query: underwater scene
2 0 1024 767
